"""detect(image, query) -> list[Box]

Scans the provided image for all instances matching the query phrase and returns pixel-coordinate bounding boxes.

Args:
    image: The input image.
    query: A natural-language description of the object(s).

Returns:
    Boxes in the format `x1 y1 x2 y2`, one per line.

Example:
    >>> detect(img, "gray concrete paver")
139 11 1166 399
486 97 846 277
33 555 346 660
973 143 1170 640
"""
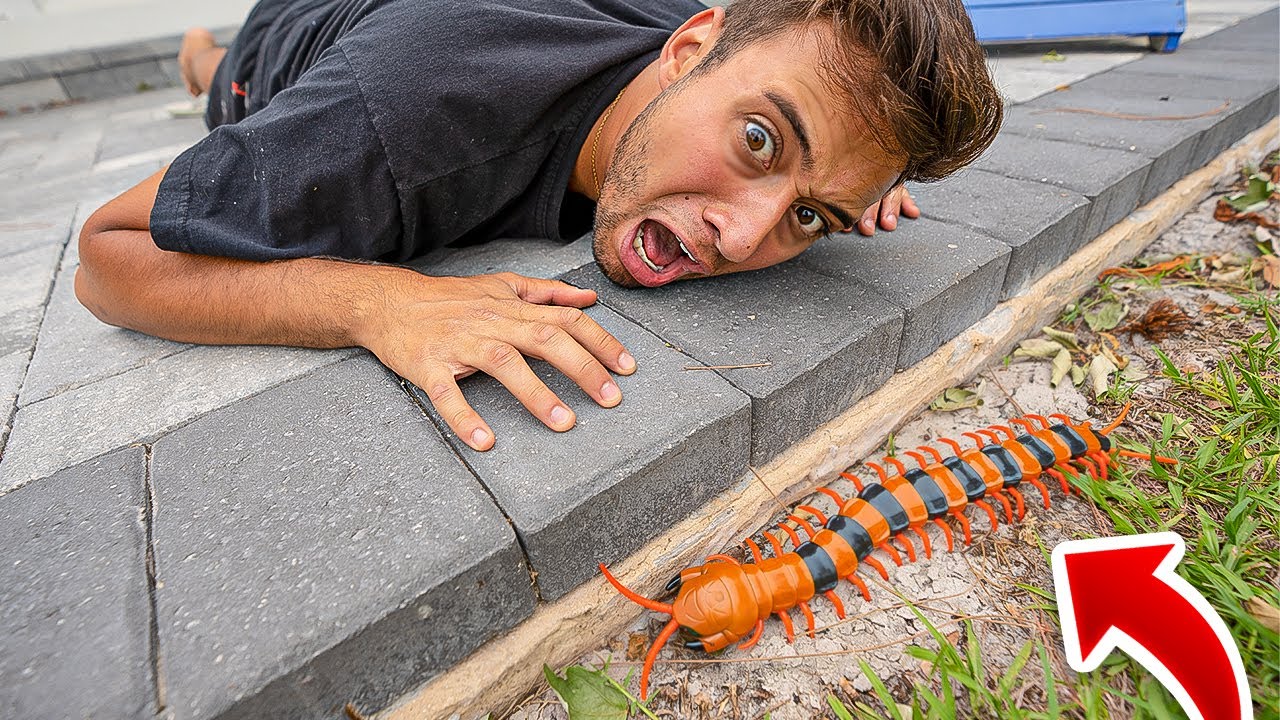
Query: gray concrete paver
798 219 1011 368
907 170 1091 298
20 264 190 406
151 355 532 719
0 344 358 492
972 131 1151 239
410 303 752 600
0 447 153 719
407 234 594 280
0 204 75 258
562 262 904 465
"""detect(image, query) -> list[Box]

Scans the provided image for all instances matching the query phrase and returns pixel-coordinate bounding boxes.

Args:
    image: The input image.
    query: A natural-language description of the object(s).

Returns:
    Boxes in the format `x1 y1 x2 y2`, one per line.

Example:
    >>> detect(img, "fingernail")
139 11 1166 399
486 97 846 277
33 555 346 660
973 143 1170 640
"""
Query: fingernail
601 380 620 402
887 213 896 223
550 405 571 425
618 352 636 372
470 428 490 448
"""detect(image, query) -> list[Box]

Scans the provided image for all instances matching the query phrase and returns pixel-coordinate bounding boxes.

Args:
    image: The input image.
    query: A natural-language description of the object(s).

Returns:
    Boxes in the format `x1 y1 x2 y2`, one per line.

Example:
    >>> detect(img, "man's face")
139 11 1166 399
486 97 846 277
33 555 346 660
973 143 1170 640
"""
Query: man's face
592 24 904 288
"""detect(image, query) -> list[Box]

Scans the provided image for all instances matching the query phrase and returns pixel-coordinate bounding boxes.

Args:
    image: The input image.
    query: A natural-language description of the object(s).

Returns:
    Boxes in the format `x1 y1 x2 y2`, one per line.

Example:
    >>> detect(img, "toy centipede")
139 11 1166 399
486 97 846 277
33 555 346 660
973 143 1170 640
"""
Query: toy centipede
601 403 1178 699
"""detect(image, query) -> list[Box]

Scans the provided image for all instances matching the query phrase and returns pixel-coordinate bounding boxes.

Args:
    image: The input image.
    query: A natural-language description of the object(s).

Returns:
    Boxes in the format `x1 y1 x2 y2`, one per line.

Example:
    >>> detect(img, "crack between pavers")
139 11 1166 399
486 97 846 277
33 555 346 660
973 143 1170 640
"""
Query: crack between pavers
142 444 168 714
0 205 75 462
397 378 546 604
16 344 193 410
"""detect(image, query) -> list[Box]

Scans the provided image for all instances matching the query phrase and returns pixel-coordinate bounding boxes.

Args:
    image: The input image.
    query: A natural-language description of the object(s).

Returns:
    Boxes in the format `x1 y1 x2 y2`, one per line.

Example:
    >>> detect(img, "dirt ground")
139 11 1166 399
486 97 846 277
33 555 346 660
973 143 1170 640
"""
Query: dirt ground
508 162 1277 720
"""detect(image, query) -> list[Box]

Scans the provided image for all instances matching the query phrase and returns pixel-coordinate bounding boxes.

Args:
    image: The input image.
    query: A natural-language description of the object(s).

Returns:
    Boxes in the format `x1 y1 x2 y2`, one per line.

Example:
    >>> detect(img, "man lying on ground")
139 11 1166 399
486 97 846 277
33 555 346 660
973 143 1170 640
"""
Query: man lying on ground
75 0 1002 450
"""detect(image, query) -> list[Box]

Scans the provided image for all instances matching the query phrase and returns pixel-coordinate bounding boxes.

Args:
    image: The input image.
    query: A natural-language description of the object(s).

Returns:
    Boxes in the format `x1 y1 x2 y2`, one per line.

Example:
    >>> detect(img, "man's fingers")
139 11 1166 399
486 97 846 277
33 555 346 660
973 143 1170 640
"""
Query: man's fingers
517 316 625 408
501 273 598 307
476 341 577 432
878 194 899 231
859 201 880 236
900 188 921 218
528 304 636 377
422 372 495 451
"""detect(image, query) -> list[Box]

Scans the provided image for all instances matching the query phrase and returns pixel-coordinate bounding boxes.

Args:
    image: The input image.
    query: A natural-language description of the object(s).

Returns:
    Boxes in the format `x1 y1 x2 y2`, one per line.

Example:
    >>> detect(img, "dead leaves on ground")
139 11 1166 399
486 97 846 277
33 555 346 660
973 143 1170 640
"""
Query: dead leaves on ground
1117 298 1194 341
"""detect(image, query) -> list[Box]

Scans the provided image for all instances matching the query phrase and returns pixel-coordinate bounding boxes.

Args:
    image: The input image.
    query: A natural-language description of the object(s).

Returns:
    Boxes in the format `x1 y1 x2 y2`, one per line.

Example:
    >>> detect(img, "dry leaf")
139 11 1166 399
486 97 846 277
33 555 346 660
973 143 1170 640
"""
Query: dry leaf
931 387 983 411
1084 300 1127 331
1254 255 1280 288
1088 354 1118 396
1120 363 1149 382
1118 298 1193 341
626 633 649 661
1099 342 1129 371
1050 348 1072 387
1099 255 1193 279
1070 364 1087 386
1245 597 1280 634
1041 326 1081 350
1014 338 1065 358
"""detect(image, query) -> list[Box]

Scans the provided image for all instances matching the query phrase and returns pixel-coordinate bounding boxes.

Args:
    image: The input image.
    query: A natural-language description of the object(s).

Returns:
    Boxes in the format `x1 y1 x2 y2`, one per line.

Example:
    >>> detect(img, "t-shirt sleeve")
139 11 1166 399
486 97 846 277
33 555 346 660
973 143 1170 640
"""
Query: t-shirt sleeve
150 46 402 261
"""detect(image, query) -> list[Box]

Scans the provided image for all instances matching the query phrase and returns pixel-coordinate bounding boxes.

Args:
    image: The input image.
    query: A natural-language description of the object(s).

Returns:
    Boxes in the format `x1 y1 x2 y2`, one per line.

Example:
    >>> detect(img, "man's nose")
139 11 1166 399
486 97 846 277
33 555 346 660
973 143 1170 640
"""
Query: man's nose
704 186 794 264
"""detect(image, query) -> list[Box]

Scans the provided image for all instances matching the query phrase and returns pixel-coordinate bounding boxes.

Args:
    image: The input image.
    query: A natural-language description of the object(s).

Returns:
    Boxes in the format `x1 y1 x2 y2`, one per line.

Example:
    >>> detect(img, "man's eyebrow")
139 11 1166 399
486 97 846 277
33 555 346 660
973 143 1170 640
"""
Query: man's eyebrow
763 91 858 231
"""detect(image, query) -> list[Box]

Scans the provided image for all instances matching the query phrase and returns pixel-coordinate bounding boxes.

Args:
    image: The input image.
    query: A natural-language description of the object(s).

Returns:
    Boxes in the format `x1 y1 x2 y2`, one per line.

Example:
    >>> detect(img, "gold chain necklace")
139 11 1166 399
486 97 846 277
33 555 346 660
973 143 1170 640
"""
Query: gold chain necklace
591 86 627 197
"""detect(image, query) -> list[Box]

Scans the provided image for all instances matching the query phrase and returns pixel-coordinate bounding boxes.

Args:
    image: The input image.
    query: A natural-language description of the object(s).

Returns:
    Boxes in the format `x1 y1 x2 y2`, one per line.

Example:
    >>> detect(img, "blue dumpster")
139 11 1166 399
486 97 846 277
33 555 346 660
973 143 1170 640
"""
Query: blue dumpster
963 0 1187 52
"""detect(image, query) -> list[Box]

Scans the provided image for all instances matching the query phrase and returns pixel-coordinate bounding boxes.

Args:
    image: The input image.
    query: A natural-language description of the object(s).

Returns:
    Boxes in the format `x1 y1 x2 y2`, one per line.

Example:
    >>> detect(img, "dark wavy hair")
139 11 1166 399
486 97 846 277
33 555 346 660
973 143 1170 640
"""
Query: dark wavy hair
695 0 1003 183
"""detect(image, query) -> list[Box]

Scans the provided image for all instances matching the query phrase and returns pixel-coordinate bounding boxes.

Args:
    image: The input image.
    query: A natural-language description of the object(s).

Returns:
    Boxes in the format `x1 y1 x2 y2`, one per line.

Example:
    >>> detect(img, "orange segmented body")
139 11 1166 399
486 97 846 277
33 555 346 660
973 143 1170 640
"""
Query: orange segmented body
601 404 1178 699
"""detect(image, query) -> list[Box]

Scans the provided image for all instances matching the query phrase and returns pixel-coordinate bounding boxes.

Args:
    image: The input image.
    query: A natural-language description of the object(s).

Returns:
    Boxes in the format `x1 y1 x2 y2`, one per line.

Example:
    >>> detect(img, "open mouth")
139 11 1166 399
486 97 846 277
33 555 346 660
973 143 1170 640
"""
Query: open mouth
620 219 702 287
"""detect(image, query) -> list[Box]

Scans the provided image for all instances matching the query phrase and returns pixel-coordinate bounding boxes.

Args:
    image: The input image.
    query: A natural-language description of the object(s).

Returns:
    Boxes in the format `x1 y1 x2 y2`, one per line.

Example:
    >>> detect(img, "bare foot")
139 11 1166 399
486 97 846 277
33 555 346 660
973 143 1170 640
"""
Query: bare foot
178 28 216 96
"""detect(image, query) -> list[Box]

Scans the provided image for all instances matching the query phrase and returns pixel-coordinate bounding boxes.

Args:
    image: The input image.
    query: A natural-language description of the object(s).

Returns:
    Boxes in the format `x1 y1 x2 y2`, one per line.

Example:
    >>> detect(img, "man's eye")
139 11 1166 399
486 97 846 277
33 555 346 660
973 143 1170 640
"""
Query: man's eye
795 206 826 235
744 120 775 167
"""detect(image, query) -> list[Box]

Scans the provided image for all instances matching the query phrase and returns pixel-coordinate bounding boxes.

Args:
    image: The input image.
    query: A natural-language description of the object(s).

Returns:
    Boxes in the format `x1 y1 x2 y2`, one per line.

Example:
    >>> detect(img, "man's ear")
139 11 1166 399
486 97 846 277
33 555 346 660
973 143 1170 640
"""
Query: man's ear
657 6 725 89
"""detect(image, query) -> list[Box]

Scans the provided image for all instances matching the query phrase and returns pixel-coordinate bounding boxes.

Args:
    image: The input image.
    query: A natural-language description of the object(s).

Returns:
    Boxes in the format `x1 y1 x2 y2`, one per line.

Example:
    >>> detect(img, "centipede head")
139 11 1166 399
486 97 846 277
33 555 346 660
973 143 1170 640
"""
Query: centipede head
600 561 760 699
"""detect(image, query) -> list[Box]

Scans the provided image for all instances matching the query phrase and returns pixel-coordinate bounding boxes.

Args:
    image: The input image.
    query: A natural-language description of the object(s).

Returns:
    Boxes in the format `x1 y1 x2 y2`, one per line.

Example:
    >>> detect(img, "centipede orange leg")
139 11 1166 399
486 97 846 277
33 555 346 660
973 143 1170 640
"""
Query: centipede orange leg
963 431 986 447
779 524 803 548
1010 418 1038 434
884 457 908 475
763 531 785 557
799 601 817 638
744 537 764 563
862 556 890 581
878 542 904 566
738 620 765 651
932 518 955 551
973 499 1000 529
894 533 918 562
1090 452 1110 482
990 491 1014 524
839 471 865 492
788 515 817 540
1047 467 1071 495
1005 487 1027 520
1026 475 1052 509
846 573 872 601
777 610 796 643
641 618 679 699
864 463 888 483
911 525 933 558
824 590 847 619
939 437 965 456
950 509 973 545
917 445 945 463
797 504 828 525
1028 414 1051 428
817 487 846 506
904 451 928 470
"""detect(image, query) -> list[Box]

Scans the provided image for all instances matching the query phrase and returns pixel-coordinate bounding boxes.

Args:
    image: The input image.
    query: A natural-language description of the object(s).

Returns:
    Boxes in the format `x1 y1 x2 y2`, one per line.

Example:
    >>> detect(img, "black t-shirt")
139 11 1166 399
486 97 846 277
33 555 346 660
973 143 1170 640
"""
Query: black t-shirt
150 0 704 263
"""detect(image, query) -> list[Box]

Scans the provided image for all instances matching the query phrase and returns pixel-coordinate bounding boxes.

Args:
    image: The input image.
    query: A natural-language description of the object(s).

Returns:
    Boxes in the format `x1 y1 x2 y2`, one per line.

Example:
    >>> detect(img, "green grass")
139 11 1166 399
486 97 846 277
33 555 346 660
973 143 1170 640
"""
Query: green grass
830 304 1279 719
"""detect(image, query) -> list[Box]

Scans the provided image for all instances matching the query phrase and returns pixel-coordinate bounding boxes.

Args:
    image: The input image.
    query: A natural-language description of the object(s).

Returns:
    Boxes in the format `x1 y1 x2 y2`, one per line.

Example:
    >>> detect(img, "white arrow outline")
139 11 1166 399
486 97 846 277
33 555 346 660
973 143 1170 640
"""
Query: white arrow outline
1052 532 1252 720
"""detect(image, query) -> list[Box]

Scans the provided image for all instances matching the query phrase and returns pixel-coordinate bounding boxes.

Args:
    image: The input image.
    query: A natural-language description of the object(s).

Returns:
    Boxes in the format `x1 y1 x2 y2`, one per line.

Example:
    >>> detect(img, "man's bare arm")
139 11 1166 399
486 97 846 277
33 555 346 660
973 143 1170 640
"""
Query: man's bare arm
76 167 636 451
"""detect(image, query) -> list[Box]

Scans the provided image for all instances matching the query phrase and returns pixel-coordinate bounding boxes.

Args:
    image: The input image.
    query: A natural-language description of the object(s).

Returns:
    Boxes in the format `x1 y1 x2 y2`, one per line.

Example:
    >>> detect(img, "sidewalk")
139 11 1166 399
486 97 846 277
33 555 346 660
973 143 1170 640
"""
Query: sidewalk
1 4 1277 719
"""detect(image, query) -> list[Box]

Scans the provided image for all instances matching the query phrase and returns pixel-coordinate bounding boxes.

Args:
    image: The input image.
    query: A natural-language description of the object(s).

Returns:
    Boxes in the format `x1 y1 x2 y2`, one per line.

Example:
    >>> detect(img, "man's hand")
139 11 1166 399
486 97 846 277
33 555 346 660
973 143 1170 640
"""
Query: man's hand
76 166 635 453
857 185 920 236
358 271 635 451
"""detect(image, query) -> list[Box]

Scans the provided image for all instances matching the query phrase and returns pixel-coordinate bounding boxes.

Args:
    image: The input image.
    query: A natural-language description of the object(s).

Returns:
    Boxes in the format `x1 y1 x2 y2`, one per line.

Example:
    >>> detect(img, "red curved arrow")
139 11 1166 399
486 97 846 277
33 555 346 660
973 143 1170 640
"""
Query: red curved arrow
1052 532 1252 720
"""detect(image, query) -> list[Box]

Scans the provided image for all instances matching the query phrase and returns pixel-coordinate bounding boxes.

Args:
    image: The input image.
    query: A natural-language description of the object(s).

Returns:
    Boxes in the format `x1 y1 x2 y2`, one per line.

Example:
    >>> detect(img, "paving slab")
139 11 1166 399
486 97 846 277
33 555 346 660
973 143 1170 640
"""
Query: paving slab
0 447 153 719
0 348 30 452
0 206 71 248
95 108 205 163
907 170 1090 298
20 264 190 406
1185 6 1279 50
797 219 1010 368
1088 66 1279 172
972 130 1151 240
0 241 63 350
151 355 533 719
1002 93 1221 205
563 262 904 465
0 344 358 492
407 233 594 280
409 303 752 600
